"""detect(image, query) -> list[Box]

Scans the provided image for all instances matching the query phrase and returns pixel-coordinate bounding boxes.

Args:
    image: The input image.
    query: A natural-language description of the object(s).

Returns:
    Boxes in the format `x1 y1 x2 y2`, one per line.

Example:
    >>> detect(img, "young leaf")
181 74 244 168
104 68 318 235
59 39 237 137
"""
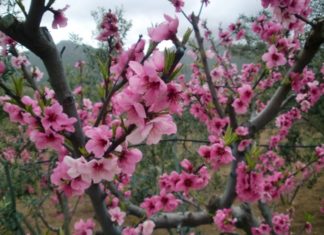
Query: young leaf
182 28 192 45
12 77 24 97
224 126 238 146
163 49 176 75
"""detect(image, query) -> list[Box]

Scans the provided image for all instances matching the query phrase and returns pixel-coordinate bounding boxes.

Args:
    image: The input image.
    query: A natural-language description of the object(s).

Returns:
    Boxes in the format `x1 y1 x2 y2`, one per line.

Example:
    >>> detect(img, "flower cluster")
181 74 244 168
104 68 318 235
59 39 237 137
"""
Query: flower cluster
236 162 264 202
251 223 271 235
269 107 301 148
272 213 291 235
198 141 234 170
213 208 237 233
261 0 312 30
140 190 181 217
73 218 95 235
148 15 179 43
51 156 121 196
96 10 120 42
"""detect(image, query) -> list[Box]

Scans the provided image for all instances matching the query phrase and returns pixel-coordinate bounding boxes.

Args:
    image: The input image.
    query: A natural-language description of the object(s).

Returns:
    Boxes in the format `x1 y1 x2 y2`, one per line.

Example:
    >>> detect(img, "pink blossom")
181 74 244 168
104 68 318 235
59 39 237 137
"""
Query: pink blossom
117 148 142 175
159 171 181 192
30 129 64 151
141 195 162 217
171 0 184 12
85 125 112 157
3 147 16 163
122 227 138 235
237 84 253 103
73 86 82 95
232 98 249 114
238 139 252 152
3 103 26 124
207 117 228 136
74 60 86 69
272 213 291 235
235 126 249 136
175 172 203 194
141 220 155 235
148 15 179 42
21 149 30 162
128 61 167 108
210 66 224 80
213 208 237 233
73 218 95 235
251 223 271 235
159 191 181 212
31 66 44 81
86 157 121 183
41 102 77 132
180 159 194 172
11 55 30 68
236 162 264 202
96 11 119 41
198 142 234 170
305 222 312 234
109 207 126 226
262 45 286 69
51 160 89 197
112 87 146 127
127 114 177 145
52 5 69 29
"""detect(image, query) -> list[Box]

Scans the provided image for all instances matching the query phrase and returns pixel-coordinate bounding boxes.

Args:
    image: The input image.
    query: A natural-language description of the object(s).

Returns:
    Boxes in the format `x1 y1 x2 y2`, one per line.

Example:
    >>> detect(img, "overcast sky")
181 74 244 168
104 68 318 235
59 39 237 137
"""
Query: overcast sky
23 0 263 47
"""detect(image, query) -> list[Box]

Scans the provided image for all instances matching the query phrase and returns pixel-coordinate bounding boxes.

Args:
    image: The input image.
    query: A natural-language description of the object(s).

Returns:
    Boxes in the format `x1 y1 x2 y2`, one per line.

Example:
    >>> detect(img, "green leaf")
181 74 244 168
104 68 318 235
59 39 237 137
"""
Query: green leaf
163 49 176 75
182 28 192 45
97 59 108 78
304 212 314 223
98 85 105 99
146 41 158 57
168 64 183 81
244 145 261 170
224 126 238 146
12 77 24 97
79 147 90 157
59 227 64 235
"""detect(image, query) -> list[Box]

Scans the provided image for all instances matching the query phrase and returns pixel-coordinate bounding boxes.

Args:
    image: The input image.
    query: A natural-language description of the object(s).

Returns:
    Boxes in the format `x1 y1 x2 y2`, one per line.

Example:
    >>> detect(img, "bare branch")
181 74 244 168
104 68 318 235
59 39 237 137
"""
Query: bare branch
191 14 225 118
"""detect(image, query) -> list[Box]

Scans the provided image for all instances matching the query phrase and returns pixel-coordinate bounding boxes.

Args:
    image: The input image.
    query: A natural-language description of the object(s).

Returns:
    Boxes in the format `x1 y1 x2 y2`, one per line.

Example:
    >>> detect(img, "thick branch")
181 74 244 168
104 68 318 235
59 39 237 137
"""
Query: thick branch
26 0 45 32
250 19 324 134
152 211 212 228
151 205 258 233
87 184 121 235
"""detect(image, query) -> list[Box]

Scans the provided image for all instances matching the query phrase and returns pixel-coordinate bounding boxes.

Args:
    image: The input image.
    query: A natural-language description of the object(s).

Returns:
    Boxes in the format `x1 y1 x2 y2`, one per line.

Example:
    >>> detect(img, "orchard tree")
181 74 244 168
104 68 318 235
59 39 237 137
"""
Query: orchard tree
0 0 324 235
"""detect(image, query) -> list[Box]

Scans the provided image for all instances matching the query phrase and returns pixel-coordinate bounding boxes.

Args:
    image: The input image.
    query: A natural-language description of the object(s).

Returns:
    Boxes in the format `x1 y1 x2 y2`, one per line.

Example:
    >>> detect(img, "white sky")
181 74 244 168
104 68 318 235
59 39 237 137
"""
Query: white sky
23 0 263 47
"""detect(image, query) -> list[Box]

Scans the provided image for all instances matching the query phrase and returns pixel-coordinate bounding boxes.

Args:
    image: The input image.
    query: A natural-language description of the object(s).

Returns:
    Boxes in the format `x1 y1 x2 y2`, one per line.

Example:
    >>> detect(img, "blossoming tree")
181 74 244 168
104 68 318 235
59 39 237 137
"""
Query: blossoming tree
0 0 324 234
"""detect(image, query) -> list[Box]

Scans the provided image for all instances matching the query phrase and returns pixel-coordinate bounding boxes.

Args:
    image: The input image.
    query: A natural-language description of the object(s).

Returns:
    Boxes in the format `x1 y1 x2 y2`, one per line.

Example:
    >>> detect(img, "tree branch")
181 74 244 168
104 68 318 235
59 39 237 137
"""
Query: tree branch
249 18 324 134
191 14 225 118
25 0 45 32
86 184 121 235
